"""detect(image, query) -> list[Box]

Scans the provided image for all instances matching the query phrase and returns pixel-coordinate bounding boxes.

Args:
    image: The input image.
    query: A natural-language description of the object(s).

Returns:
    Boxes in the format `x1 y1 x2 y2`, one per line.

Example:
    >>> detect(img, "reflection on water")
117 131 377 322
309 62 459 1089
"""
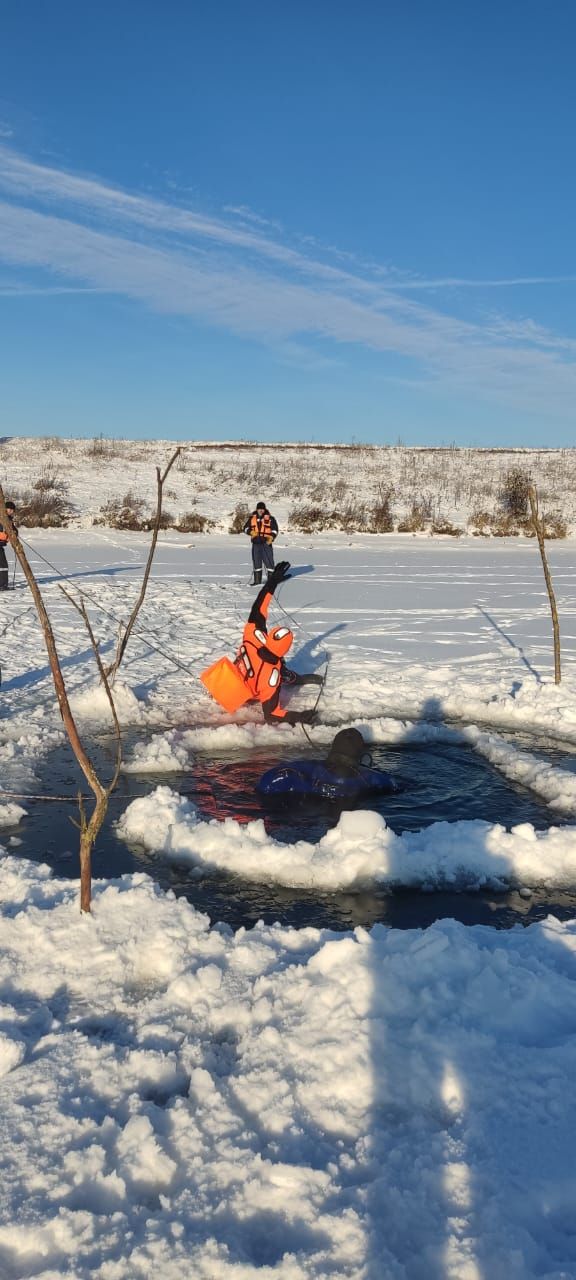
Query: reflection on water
8 735 576 933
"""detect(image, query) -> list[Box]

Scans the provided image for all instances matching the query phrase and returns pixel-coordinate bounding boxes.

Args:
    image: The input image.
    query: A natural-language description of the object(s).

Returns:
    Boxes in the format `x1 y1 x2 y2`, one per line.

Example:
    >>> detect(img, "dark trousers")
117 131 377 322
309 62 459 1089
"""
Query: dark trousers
0 545 8 590
251 539 275 574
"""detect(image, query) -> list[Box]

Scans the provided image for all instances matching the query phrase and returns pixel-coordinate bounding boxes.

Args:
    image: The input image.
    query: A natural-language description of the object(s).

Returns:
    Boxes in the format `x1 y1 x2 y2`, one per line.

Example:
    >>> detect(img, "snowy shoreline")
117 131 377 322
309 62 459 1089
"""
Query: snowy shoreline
2 856 576 1278
2 528 576 1274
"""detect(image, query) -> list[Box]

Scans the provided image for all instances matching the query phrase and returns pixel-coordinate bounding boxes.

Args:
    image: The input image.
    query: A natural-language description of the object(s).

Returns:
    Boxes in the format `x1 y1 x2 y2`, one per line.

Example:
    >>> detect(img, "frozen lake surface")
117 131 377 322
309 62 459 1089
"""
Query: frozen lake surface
4 528 576 1278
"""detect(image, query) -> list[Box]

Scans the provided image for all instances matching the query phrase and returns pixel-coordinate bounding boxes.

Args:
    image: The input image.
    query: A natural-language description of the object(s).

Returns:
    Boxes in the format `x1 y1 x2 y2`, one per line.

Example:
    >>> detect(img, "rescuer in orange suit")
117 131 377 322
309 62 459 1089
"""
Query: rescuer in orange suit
236 561 322 724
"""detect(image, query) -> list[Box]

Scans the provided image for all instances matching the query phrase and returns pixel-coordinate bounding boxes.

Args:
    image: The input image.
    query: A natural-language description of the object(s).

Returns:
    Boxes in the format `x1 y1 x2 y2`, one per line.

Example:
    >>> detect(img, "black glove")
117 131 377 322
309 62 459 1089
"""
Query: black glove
267 560 291 589
285 708 317 726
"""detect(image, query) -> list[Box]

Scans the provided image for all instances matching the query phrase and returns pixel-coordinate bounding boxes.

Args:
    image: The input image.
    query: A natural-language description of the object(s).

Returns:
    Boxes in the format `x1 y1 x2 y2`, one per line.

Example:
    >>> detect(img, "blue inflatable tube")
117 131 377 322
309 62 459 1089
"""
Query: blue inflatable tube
257 758 400 802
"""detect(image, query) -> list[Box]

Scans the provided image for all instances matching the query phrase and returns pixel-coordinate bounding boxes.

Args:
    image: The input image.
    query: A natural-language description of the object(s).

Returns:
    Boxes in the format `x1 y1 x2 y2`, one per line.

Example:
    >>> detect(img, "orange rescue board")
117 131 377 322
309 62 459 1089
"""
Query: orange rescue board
199 656 252 713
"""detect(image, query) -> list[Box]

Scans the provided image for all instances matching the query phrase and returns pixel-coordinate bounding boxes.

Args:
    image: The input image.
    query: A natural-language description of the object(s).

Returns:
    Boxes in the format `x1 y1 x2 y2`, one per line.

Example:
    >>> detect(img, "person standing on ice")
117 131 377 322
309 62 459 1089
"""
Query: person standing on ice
243 501 278 585
236 561 322 724
0 502 17 591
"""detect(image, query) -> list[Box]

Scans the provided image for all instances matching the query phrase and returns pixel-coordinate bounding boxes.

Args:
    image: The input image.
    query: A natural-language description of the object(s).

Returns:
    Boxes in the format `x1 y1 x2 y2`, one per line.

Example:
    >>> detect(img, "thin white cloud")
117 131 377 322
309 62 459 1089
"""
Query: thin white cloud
223 204 282 231
0 144 575 416
0 281 108 297
382 274 576 290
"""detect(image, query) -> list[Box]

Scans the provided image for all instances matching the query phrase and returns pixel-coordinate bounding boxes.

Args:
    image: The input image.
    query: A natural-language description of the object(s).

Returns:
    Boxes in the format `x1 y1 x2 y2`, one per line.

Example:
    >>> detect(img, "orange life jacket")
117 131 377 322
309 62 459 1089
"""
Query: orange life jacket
235 620 293 717
0 517 15 544
249 512 274 541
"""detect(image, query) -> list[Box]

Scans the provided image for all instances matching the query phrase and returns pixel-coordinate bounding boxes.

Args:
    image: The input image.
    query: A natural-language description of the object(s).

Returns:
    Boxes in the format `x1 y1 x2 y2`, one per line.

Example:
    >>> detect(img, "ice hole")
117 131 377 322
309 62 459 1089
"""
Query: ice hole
7 730 576 934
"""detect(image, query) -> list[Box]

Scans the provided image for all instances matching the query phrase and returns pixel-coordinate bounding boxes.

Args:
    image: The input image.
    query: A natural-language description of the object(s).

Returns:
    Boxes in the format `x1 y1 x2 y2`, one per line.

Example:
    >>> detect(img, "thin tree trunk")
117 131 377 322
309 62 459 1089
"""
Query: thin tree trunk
0 487 118 911
0 492 106 791
79 791 108 913
106 447 181 680
528 485 561 685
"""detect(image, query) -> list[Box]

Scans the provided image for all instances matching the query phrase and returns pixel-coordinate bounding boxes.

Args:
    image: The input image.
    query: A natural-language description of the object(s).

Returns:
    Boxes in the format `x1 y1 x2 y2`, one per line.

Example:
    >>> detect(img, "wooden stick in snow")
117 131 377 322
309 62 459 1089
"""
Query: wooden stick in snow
528 484 561 685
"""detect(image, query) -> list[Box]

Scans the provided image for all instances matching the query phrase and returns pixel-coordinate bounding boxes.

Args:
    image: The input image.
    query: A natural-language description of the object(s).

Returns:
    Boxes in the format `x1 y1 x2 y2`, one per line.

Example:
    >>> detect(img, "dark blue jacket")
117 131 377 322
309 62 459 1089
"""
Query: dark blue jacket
257 758 399 801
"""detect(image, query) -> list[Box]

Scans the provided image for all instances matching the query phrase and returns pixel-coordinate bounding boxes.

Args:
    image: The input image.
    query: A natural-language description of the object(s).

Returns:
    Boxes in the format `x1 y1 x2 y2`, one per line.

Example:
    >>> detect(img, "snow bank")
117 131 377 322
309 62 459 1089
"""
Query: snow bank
70 679 147 728
2 855 576 1277
117 784 576 892
122 721 313 774
122 728 193 773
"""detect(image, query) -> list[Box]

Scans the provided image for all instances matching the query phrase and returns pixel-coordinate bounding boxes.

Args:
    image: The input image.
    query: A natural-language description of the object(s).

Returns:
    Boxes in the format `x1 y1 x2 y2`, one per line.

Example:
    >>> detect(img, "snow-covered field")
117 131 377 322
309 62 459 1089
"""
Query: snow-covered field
2 436 576 533
3 522 576 1276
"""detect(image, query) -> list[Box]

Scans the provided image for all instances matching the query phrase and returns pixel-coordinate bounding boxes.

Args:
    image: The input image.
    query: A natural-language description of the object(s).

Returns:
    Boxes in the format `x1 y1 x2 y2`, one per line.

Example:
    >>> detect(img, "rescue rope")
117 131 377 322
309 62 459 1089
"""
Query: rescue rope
17 536 199 679
1 789 93 802
0 788 143 802
9 541 330 728
273 586 331 737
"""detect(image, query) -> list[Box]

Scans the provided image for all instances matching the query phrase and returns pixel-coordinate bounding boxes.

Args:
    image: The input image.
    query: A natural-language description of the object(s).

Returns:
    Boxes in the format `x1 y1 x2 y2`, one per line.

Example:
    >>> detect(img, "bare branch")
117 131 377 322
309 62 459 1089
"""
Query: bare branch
106 447 181 681
528 484 561 685
0 490 103 798
0 482 115 912
60 586 123 794
0 447 181 908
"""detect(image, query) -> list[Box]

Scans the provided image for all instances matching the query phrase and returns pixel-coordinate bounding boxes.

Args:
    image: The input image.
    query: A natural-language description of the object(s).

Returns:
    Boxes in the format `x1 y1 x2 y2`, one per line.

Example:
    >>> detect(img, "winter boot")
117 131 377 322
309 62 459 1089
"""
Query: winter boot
251 569 262 586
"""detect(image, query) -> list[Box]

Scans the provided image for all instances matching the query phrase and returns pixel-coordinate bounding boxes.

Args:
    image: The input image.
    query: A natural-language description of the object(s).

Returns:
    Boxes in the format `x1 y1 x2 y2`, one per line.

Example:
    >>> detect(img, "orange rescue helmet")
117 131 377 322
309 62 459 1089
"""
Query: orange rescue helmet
266 625 293 658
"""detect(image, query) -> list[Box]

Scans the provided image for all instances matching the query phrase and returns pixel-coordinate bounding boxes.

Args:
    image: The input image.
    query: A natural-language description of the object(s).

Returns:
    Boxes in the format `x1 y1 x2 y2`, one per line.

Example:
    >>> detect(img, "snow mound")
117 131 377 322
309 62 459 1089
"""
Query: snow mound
0 802 26 827
0 1032 25 1079
122 729 192 773
117 784 576 892
70 680 147 728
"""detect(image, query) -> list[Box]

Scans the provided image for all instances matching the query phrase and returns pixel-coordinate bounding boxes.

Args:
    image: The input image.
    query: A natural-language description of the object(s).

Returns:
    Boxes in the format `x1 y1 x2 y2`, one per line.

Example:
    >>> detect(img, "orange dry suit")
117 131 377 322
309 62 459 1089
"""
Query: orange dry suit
235 567 322 723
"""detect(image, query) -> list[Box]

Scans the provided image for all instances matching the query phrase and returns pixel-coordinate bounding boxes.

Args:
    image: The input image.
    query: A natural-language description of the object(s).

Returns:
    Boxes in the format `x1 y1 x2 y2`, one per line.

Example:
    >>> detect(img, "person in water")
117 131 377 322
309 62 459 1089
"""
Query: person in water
257 727 399 800
237 559 322 725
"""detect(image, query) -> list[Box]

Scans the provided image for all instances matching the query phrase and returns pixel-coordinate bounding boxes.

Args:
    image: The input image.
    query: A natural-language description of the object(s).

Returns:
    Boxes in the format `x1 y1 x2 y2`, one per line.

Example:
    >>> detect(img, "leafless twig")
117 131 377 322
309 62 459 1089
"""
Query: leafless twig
0 483 121 910
529 484 561 684
106 448 181 680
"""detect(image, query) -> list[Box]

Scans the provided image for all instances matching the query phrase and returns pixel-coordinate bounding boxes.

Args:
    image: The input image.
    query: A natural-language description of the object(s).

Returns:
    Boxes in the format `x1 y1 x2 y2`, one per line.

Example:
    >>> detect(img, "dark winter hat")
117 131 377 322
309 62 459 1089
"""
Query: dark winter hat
326 728 366 765
256 501 267 511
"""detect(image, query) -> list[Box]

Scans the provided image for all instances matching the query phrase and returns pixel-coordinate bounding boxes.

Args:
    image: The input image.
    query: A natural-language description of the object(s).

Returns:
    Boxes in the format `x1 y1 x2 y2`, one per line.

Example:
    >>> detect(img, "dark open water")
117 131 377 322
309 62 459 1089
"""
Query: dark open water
6 734 576 932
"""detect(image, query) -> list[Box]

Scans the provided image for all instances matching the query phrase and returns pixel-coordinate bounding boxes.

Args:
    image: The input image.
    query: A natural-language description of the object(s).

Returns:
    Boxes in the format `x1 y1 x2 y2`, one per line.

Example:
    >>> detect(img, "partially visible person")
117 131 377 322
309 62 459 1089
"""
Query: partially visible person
0 501 17 592
243 501 279 585
236 560 322 724
256 727 400 800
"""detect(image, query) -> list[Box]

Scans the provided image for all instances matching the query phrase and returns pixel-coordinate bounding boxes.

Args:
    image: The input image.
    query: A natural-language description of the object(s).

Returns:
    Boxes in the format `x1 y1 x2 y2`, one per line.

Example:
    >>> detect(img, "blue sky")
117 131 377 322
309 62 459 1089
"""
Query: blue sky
1 0 575 445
